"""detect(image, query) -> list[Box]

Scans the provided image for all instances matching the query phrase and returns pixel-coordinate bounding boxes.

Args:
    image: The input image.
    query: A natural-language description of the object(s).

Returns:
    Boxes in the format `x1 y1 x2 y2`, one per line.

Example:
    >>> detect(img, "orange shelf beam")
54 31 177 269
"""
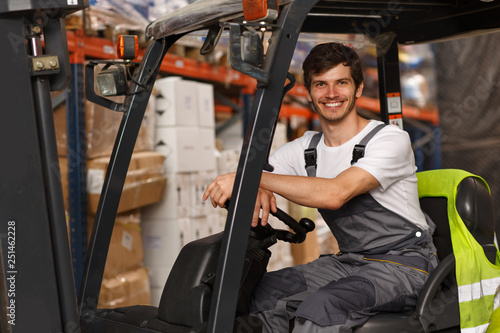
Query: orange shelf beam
67 30 439 125
67 30 115 64
286 82 439 125
355 96 440 126
280 104 314 119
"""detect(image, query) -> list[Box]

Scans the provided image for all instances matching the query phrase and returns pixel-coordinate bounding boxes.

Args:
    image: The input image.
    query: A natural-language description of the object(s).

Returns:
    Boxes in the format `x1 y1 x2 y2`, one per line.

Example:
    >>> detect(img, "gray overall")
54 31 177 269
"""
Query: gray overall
250 125 439 332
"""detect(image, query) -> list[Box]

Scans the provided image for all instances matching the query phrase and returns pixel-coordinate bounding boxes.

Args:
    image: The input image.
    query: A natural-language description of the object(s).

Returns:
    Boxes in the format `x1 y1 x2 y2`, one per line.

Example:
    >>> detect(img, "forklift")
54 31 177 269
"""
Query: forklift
1 0 500 332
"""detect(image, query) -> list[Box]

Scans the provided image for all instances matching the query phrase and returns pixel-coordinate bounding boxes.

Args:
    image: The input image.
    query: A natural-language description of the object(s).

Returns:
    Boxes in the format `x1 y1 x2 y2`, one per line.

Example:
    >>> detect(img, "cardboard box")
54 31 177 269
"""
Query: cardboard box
197 82 215 128
59 156 70 210
98 266 151 309
189 171 216 218
155 77 199 127
141 172 191 220
288 203 321 265
154 126 200 173
85 95 156 159
198 128 217 172
142 217 192 271
87 151 167 214
88 210 144 279
146 265 174 289
150 286 164 307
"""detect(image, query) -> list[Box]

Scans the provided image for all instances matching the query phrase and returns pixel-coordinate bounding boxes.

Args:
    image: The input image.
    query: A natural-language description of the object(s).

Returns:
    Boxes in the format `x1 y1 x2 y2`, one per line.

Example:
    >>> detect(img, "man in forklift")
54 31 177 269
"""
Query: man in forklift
203 42 438 332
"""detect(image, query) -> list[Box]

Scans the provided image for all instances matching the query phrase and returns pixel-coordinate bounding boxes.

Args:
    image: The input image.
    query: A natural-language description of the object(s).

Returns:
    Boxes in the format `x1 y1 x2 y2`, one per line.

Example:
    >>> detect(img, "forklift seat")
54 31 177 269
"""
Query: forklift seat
355 169 497 332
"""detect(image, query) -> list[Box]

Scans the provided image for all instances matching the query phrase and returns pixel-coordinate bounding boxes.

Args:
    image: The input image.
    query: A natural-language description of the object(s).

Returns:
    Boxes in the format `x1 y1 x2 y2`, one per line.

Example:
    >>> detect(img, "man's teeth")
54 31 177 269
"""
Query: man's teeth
325 102 342 107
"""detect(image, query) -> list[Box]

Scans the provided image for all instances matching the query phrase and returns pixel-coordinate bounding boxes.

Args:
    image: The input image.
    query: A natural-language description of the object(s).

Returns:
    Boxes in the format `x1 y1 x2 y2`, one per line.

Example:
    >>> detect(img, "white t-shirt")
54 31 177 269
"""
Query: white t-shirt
269 120 429 230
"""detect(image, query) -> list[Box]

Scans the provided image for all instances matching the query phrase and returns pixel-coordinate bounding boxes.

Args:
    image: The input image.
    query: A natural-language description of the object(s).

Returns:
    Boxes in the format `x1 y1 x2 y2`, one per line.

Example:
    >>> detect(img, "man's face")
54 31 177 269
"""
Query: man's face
306 64 363 123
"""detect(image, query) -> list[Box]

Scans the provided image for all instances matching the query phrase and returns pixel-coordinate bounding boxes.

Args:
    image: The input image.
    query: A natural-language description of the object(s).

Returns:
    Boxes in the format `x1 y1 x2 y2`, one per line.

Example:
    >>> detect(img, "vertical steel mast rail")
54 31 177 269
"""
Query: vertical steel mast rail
207 0 319 331
0 1 88 332
78 37 173 322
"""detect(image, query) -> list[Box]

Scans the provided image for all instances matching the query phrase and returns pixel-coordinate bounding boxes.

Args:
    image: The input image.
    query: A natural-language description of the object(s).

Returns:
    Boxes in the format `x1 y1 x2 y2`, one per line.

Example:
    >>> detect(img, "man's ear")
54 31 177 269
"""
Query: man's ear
356 82 364 98
306 89 312 102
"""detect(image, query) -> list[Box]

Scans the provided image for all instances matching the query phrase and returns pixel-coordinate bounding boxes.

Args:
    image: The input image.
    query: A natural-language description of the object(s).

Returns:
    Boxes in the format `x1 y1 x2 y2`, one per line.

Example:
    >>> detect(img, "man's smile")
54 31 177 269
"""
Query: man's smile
323 101 344 108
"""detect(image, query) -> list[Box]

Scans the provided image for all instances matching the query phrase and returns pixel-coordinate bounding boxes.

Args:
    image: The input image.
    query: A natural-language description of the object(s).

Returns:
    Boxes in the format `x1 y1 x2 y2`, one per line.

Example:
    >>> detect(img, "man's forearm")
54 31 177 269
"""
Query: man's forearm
260 167 380 210
259 172 343 210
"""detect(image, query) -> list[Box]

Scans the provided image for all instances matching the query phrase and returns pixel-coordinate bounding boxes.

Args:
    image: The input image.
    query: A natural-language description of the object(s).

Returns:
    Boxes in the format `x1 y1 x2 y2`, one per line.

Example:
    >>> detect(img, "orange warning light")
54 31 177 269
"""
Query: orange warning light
117 35 139 60
243 0 278 22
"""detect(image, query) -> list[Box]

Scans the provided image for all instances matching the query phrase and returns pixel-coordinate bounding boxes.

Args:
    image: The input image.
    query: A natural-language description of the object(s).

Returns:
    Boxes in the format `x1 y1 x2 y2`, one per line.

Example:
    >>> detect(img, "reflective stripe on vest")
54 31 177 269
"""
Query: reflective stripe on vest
417 169 500 332
485 291 500 333
459 276 500 332
458 277 500 303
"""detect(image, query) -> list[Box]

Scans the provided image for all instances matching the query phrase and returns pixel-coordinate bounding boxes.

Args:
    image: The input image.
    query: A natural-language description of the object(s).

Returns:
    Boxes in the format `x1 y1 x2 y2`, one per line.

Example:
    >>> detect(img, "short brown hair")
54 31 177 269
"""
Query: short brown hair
302 42 364 93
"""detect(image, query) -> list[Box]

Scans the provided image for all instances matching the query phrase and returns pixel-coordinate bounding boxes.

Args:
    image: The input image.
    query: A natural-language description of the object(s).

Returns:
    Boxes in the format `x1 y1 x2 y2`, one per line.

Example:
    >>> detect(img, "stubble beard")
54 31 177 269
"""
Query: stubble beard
311 96 358 123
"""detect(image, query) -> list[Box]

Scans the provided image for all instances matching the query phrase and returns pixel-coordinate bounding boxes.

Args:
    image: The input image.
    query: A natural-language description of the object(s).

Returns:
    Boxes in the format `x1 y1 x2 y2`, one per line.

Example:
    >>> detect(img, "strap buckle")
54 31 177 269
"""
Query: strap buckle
304 148 317 169
351 144 365 165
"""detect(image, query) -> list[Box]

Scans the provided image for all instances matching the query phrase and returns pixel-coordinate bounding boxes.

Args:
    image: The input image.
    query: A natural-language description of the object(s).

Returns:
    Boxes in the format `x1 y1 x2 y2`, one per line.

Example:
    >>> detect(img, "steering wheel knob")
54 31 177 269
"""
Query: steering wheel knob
299 218 315 232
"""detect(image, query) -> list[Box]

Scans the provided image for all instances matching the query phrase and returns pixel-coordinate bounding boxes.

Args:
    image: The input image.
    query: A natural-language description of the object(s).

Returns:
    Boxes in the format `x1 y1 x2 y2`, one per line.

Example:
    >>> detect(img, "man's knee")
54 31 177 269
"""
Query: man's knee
294 276 376 326
251 268 307 313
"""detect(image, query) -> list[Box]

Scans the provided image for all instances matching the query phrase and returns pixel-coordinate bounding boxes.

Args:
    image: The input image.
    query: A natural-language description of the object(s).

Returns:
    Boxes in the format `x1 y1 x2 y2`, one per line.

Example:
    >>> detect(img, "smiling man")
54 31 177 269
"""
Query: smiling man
203 42 438 332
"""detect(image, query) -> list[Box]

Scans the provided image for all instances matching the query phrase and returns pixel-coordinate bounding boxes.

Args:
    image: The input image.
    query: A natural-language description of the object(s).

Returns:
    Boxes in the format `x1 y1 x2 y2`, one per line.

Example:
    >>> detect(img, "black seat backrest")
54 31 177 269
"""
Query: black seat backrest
419 175 496 264
420 196 451 262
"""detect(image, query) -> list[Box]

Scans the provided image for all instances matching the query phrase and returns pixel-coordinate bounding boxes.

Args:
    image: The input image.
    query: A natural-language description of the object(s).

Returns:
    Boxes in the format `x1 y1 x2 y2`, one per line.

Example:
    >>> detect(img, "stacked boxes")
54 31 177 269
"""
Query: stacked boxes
141 77 219 305
56 87 166 308
263 122 294 272
87 210 152 308
86 151 167 214
215 123 294 272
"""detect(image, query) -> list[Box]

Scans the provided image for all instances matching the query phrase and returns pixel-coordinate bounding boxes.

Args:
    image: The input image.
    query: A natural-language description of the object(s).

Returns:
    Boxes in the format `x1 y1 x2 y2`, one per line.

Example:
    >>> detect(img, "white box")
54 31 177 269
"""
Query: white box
142 217 193 269
142 173 191 220
197 82 215 128
198 128 217 171
150 286 164 307
189 172 205 218
192 216 209 240
270 122 288 154
200 170 217 216
218 149 241 175
154 127 200 173
155 77 199 127
189 171 217 217
217 209 228 232
148 266 173 289
207 212 225 235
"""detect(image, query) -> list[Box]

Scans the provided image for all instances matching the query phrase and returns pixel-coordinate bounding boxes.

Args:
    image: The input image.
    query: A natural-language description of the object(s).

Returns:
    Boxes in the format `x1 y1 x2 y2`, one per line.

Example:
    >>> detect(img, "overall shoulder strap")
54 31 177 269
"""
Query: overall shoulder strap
304 132 322 177
304 124 386 176
351 123 386 165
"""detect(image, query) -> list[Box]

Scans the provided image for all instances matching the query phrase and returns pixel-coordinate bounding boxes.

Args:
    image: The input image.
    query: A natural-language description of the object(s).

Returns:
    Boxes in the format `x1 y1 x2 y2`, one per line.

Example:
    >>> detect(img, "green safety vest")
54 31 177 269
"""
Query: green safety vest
417 169 500 333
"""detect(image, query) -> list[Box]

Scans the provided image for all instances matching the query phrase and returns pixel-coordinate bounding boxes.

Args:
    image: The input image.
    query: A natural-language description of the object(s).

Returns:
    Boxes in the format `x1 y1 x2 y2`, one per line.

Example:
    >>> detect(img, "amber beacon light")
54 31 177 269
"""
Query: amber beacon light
117 35 139 60
243 0 279 22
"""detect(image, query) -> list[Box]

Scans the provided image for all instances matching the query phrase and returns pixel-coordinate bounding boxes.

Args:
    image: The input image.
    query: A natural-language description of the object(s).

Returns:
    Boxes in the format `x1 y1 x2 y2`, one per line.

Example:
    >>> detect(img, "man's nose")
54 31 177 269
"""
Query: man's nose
325 86 339 98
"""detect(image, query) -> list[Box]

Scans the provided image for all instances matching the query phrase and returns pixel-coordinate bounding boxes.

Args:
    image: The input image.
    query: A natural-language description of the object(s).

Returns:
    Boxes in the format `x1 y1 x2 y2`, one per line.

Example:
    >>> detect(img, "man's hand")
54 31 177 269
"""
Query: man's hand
202 173 277 227
202 172 236 209
253 189 277 227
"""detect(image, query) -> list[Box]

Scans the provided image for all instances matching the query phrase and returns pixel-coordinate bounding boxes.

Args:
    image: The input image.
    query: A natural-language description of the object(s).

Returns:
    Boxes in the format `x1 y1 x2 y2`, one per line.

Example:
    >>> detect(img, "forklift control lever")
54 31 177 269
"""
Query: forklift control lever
226 200 315 244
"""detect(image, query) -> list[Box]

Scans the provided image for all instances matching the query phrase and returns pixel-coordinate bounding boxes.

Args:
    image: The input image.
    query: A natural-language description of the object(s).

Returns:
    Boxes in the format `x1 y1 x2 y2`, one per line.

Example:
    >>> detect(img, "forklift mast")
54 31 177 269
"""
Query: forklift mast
0 1 88 332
